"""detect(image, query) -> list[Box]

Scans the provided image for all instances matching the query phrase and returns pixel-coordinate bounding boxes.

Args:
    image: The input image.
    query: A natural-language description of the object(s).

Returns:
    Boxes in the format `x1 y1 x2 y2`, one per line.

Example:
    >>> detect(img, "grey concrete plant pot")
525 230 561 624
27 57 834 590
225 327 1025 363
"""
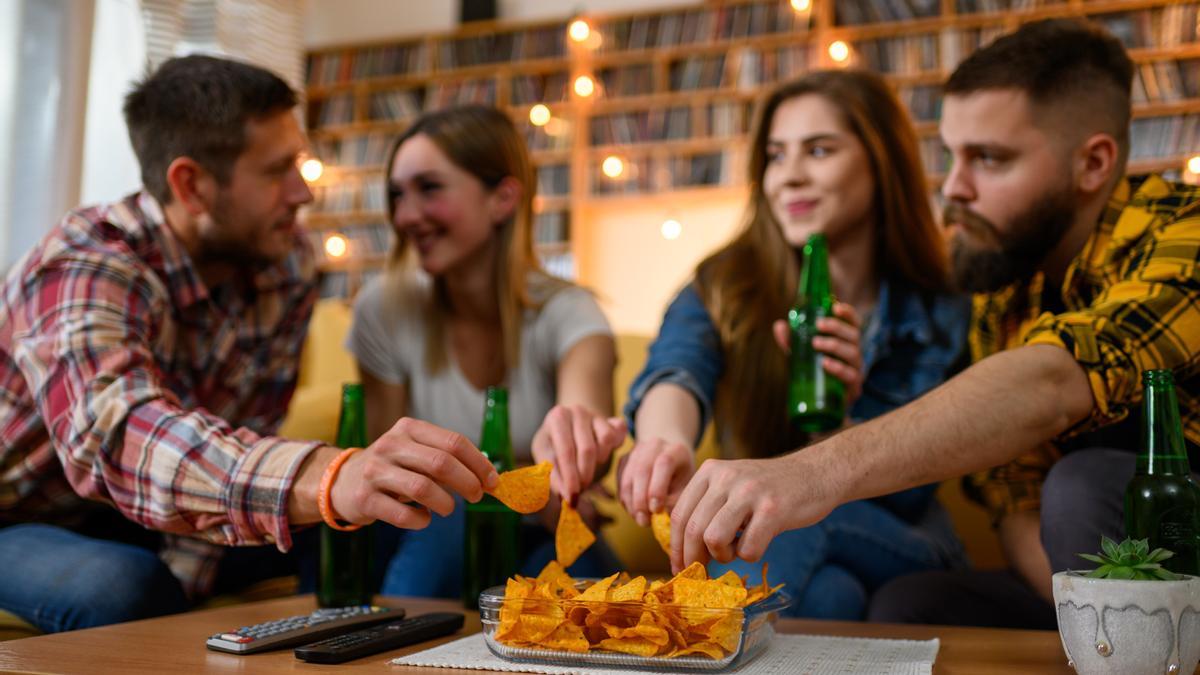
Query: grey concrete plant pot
1053 570 1200 675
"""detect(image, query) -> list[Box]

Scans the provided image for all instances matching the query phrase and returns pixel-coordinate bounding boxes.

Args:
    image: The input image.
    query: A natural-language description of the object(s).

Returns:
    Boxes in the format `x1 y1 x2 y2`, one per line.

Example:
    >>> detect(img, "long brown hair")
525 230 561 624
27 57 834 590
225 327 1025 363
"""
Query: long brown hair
383 105 567 374
695 69 948 458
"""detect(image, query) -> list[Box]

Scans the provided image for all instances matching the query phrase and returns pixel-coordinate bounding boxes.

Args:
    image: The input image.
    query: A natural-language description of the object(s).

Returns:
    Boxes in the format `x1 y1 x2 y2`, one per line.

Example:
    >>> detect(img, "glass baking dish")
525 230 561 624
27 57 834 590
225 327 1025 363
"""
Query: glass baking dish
478 580 793 672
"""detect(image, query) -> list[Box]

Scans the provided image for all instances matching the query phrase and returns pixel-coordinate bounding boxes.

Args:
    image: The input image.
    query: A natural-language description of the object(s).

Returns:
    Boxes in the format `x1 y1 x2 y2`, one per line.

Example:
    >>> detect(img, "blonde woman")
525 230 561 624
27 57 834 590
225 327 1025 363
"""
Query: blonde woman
618 71 969 619
347 106 624 598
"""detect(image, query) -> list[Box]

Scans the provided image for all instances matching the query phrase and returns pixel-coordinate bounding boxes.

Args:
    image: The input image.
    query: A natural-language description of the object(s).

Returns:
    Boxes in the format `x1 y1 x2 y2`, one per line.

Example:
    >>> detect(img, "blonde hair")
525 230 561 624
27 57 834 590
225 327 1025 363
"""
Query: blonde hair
695 70 949 458
383 105 568 373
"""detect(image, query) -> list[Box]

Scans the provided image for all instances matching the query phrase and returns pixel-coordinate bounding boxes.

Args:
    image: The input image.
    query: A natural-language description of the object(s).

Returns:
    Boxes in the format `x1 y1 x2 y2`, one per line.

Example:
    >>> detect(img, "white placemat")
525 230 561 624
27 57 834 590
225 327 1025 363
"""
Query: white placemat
391 633 939 675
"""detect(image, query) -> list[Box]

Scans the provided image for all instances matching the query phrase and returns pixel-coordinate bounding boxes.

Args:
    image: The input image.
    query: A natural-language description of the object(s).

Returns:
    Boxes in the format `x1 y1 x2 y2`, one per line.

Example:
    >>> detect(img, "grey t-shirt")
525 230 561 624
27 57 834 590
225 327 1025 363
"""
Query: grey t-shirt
347 273 612 461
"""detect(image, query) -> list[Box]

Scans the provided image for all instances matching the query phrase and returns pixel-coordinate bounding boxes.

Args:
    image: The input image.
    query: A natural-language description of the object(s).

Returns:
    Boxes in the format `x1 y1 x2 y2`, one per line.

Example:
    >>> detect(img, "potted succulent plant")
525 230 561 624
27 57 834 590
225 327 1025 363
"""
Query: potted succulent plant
1053 537 1200 675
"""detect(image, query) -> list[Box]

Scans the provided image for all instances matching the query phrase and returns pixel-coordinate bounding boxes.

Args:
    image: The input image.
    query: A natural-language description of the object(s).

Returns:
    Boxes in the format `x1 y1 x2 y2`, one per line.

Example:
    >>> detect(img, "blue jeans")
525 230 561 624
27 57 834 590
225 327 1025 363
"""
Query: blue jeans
0 518 374 634
0 523 189 633
381 497 621 598
709 499 964 620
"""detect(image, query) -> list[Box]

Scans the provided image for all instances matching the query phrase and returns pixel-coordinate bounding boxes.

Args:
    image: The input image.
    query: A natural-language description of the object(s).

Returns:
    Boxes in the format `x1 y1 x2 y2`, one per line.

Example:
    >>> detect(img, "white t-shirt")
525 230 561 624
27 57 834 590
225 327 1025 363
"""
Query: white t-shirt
347 273 612 461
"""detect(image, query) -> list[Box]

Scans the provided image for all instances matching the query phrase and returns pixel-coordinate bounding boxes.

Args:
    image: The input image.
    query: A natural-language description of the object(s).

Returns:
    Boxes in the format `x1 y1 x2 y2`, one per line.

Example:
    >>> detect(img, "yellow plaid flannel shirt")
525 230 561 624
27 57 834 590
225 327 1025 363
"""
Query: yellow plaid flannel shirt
963 174 1200 524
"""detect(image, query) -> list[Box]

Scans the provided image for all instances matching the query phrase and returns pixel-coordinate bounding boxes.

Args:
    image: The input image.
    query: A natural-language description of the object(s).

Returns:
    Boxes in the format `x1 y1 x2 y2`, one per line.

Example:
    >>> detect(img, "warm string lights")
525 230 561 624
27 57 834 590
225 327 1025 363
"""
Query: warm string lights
828 40 850 64
324 233 348 259
601 155 624 179
300 157 323 182
529 104 551 126
574 74 596 98
568 19 591 43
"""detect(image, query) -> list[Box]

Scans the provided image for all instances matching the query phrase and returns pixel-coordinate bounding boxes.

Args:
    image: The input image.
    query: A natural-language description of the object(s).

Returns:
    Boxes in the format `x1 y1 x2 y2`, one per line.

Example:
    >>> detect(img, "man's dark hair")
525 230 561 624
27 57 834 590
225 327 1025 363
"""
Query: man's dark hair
123 55 297 204
945 18 1134 165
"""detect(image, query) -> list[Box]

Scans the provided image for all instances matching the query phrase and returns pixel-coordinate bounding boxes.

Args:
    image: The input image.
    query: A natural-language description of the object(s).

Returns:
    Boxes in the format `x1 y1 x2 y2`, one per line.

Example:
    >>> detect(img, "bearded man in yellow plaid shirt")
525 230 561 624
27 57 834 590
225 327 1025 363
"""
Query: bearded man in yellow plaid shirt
662 18 1200 629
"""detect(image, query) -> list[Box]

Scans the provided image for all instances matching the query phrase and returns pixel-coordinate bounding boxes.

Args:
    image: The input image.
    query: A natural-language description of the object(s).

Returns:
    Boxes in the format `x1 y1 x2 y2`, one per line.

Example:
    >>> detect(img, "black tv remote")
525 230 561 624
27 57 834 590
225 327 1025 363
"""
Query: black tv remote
293 611 465 664
205 605 399 654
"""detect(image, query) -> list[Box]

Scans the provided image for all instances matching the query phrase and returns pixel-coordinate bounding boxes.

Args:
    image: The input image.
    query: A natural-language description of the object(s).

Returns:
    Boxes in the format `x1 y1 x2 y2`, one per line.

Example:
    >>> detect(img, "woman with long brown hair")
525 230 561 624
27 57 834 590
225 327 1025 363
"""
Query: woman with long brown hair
347 106 625 599
617 70 969 619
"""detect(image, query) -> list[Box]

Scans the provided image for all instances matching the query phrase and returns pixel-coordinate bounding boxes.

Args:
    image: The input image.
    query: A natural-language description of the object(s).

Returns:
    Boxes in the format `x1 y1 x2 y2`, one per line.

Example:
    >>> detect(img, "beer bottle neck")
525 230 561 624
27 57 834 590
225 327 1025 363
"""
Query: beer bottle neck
336 384 367 449
795 235 832 312
1139 375 1191 475
480 393 515 471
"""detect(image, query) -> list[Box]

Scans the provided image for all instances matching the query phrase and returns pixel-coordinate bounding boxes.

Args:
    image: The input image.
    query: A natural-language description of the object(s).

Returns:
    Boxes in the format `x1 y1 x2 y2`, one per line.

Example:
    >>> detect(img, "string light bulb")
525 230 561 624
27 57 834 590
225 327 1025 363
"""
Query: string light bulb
324 233 348 258
568 19 591 43
529 104 551 127
828 40 851 63
601 155 624 178
661 219 682 240
790 0 811 11
300 157 324 182
574 75 595 97
1188 155 1200 175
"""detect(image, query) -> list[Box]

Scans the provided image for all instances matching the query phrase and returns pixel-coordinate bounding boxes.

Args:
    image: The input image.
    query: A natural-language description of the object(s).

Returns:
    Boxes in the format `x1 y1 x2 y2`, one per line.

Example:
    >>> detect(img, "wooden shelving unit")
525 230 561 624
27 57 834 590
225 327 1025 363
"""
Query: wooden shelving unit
303 0 1200 298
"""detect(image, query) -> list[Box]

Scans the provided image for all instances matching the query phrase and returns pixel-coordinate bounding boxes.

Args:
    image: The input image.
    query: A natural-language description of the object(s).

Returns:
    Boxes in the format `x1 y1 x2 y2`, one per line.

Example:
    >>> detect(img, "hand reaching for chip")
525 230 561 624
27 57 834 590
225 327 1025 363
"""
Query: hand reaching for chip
326 417 499 529
531 405 627 506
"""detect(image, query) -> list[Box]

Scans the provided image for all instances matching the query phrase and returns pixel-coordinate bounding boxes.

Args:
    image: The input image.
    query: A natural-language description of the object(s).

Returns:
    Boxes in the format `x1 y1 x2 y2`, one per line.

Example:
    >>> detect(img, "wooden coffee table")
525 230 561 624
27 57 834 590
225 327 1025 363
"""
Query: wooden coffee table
0 595 1073 674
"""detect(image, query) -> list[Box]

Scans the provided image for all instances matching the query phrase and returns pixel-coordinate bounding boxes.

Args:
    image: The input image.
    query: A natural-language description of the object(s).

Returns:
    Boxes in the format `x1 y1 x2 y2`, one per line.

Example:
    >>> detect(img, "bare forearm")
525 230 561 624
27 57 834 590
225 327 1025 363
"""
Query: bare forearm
557 335 616 415
811 344 1094 506
634 383 701 449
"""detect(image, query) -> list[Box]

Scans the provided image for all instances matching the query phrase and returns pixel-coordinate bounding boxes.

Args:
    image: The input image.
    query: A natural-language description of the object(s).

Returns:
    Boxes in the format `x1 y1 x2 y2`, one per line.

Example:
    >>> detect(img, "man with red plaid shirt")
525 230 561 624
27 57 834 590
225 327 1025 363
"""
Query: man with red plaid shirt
0 55 497 633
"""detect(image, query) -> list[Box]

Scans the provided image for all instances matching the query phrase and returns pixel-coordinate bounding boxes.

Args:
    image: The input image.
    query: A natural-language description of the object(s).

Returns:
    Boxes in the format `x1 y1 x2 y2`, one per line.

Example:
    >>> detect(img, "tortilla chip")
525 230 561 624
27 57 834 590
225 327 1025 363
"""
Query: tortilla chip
610 576 647 603
555 498 596 567
597 636 663 657
672 577 748 609
541 621 589 653
651 510 671 555
489 461 552 513
496 577 533 640
577 572 619 603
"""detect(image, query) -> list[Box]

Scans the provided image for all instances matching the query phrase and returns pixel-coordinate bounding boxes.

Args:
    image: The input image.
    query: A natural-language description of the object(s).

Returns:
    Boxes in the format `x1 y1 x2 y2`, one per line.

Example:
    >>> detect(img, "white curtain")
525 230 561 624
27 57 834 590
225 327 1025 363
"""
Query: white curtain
0 0 94 269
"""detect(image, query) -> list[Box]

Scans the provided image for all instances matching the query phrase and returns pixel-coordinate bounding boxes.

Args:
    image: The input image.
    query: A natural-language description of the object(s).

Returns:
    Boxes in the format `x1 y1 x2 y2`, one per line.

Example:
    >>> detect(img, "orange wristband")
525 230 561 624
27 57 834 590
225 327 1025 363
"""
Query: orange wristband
318 447 364 531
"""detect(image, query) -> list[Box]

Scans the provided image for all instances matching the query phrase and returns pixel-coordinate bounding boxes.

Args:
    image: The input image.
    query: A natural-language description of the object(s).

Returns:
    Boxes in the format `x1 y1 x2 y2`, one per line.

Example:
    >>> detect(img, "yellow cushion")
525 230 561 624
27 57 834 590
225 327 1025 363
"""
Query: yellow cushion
278 299 357 445
0 610 39 641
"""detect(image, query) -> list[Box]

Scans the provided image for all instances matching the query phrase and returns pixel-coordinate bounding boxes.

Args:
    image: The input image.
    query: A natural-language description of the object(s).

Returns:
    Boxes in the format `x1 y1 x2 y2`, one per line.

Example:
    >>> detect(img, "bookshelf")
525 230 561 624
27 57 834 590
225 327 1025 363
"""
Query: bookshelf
303 0 1200 300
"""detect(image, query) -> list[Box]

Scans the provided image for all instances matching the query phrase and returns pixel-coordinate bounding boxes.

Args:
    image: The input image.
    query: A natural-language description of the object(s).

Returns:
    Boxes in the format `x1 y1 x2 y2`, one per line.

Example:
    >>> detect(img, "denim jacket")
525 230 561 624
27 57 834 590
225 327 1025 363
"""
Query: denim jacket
624 278 970 522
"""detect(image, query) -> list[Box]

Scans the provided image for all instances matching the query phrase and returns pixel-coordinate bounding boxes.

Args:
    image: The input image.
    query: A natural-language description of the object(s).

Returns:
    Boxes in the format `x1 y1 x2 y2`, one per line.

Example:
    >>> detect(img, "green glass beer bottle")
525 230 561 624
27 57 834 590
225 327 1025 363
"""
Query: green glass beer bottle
317 383 374 607
1124 369 1200 575
462 386 520 608
787 233 845 433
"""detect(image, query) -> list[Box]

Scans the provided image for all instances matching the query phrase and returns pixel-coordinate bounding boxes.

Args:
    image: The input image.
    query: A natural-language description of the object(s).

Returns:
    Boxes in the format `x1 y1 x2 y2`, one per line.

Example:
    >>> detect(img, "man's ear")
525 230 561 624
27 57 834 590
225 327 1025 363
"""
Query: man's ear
1075 132 1119 195
489 175 523 226
165 157 216 215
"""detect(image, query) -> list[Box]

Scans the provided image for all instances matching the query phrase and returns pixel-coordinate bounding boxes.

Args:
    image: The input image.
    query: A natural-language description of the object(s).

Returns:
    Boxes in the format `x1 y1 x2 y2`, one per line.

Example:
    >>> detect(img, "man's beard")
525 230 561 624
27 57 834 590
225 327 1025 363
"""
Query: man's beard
195 194 290 270
946 185 1076 293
